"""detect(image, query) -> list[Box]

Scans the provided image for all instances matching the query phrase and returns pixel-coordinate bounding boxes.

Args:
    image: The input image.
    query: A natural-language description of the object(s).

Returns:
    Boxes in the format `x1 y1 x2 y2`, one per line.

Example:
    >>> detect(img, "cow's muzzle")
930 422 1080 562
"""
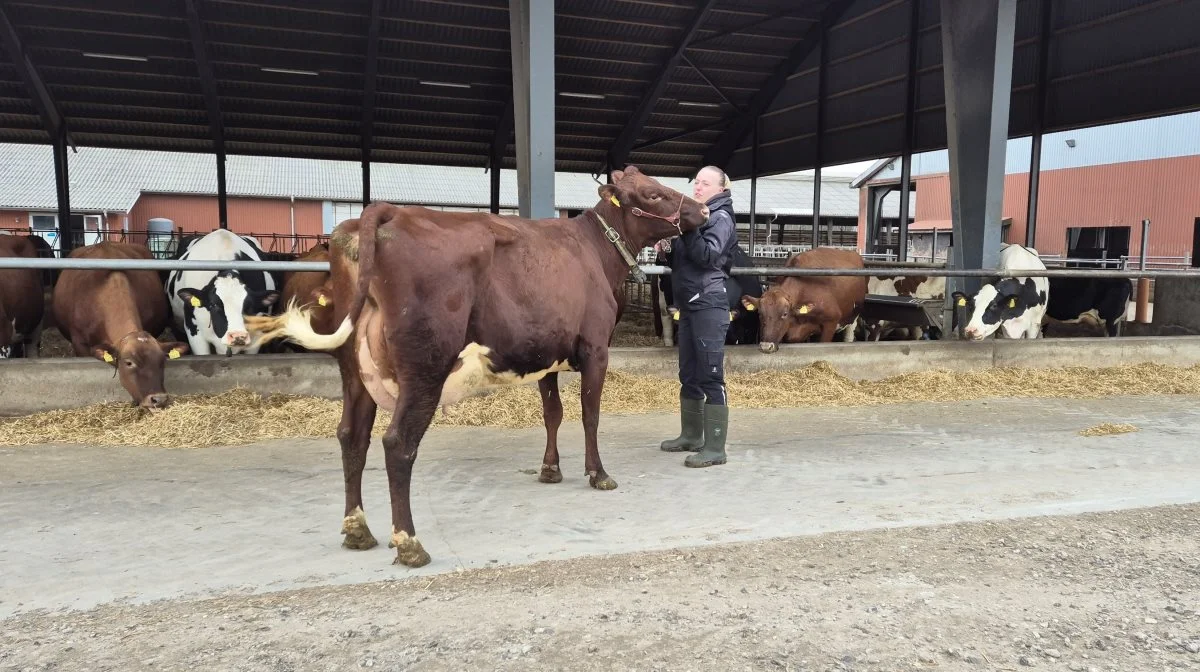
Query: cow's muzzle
226 331 251 347
141 393 171 411
759 341 778 354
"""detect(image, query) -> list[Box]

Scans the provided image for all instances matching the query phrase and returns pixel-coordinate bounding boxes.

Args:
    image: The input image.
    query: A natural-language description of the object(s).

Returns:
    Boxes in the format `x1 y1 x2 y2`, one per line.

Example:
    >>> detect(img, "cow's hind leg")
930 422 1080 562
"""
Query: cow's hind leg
537 373 564 483
381 382 442 567
578 347 617 491
337 354 379 550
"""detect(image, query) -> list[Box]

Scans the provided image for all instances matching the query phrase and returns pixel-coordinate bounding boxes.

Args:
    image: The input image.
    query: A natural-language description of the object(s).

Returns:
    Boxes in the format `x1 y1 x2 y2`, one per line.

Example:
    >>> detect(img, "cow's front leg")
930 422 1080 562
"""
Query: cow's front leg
578 347 617 491
537 373 564 483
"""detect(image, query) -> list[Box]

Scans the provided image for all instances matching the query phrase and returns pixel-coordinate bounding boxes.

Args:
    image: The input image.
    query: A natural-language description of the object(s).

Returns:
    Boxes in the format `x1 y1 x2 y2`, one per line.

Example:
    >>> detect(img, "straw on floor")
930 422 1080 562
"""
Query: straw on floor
1078 422 1139 437
2 362 1197 448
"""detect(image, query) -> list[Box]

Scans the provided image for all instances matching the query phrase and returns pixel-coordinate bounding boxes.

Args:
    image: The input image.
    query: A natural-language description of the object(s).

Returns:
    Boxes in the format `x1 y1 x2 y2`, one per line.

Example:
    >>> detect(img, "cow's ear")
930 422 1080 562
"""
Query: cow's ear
793 302 816 317
597 184 624 208
177 288 204 309
740 295 759 312
310 287 332 308
158 341 189 359
952 291 968 308
92 344 118 366
1004 295 1019 310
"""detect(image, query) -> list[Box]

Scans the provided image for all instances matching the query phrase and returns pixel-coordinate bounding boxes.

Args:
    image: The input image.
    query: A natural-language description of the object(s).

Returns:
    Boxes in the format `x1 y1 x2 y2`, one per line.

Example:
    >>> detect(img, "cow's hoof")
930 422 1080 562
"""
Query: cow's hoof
538 464 563 483
341 506 378 550
389 529 431 568
588 471 618 491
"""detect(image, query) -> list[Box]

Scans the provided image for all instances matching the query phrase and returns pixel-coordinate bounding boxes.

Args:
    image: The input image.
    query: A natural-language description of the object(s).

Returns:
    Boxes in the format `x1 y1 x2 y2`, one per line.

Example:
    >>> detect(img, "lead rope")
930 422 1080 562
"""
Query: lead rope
591 210 648 283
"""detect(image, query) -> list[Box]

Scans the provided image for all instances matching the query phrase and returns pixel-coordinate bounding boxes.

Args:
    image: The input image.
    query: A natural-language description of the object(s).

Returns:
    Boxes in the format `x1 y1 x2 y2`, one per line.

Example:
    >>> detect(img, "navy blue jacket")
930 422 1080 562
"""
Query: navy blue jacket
668 190 738 311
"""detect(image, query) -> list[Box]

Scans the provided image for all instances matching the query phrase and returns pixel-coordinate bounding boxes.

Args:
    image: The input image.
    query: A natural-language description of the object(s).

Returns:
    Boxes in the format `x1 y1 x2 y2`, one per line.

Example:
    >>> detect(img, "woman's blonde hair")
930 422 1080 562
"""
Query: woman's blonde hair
696 165 730 190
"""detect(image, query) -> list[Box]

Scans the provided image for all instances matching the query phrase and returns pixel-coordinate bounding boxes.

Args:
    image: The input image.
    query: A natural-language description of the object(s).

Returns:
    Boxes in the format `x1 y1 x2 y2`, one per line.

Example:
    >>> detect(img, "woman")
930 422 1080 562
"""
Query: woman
658 165 738 468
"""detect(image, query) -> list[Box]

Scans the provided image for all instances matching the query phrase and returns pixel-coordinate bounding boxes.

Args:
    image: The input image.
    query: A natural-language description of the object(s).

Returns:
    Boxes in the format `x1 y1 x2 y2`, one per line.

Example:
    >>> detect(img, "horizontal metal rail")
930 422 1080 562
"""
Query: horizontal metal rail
2 257 1199 279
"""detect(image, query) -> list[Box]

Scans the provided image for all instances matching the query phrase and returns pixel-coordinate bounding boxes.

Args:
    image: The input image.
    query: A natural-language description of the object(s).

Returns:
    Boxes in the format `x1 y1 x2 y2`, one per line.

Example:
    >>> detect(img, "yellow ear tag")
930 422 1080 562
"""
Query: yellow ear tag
745 302 756 312
729 311 737 321
1008 297 1017 309
798 305 810 314
168 348 181 360
317 294 328 307
671 310 680 322
956 297 967 307
609 195 621 207
189 296 201 308
102 352 114 363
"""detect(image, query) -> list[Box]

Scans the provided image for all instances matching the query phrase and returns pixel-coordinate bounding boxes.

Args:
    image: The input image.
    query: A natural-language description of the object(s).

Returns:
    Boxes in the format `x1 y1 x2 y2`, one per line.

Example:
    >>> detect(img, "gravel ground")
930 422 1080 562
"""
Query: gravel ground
3 503 1198 672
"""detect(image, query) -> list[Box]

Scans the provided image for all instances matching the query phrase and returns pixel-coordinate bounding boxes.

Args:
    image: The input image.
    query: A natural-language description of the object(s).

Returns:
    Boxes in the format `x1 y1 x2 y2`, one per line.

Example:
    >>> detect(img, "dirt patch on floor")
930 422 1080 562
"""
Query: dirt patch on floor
2 504 1198 671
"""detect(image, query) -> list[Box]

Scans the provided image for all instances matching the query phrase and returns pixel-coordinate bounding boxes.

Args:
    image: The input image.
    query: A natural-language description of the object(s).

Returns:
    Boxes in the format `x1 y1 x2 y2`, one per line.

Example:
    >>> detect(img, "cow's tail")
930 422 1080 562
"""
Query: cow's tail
246 203 391 351
248 299 354 350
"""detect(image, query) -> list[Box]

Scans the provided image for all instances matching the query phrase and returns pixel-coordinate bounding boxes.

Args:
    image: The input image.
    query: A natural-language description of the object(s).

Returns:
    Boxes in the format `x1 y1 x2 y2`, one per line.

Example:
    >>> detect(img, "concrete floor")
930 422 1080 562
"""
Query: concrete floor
2 394 1200 619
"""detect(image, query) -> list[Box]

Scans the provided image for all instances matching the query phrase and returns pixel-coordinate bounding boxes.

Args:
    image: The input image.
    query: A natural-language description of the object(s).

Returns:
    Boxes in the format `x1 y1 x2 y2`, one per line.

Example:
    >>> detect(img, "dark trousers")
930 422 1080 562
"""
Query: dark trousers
677 305 730 405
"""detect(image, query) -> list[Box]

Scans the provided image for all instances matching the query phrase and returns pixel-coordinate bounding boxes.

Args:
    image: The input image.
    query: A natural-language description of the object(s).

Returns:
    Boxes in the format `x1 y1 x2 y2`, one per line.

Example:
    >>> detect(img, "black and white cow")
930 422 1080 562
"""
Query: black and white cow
951 243 1050 340
655 242 764 346
1043 276 1132 337
165 229 279 356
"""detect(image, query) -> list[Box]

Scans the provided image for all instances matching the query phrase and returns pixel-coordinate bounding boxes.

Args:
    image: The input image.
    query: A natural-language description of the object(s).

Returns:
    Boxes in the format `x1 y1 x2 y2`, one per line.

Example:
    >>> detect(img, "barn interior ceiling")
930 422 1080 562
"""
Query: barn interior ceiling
0 0 1197 181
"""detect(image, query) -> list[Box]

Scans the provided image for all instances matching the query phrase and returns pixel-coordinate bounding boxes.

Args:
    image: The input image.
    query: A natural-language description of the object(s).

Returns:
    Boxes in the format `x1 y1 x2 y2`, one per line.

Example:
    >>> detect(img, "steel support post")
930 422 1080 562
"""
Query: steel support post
897 0 921 263
749 119 759 255
509 0 555 219
1026 0 1053 249
217 150 229 228
52 127 72 257
812 27 827 250
939 0 1017 329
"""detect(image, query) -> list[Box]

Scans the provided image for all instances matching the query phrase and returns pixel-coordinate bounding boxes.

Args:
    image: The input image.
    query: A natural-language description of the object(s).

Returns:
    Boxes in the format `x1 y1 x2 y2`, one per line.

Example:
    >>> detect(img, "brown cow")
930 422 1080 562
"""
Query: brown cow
245 166 708 568
0 235 45 358
740 247 868 353
53 242 190 409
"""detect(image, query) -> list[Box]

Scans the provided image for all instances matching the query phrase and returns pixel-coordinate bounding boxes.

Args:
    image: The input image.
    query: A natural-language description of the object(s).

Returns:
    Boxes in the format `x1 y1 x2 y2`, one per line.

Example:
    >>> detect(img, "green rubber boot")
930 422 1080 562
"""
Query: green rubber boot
685 403 728 468
660 395 705 452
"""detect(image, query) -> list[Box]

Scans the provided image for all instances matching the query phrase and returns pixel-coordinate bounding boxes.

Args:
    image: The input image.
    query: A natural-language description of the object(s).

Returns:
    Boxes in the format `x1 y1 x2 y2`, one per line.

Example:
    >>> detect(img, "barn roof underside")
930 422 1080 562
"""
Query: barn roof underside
1 0 1196 181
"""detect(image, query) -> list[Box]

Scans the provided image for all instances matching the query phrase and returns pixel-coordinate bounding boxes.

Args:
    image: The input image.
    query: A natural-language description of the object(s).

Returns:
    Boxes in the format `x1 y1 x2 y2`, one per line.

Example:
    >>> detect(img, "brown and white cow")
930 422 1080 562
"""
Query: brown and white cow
0 235 45 358
245 166 709 568
53 242 190 409
740 247 868 353
863 274 947 340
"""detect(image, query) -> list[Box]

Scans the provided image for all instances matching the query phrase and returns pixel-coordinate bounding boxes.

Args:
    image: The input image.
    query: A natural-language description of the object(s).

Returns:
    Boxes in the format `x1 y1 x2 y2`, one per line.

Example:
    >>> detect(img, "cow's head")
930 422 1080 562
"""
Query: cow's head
741 288 826 353
93 331 190 410
597 165 709 248
953 277 1045 341
178 270 279 352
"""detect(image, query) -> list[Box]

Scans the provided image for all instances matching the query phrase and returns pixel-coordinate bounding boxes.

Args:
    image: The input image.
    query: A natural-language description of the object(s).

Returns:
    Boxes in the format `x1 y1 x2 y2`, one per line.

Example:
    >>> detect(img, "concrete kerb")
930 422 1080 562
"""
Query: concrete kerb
3 336 1200 416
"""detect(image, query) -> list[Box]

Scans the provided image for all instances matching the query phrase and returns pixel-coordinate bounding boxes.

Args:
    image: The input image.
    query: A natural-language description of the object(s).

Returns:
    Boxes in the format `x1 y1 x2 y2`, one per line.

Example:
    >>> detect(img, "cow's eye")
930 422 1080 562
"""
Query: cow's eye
124 360 136 368
649 193 662 201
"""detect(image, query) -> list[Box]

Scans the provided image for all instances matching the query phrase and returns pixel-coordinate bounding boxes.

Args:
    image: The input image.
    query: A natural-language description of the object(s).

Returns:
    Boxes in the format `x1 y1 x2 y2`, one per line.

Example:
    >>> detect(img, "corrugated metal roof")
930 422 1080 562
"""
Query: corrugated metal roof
1 0 1195 181
0 142 898 217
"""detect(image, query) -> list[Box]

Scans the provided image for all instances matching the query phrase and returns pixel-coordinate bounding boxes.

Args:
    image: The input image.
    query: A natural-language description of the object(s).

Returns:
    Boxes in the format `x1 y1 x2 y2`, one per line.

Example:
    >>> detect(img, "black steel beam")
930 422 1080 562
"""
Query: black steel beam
490 95 513 214
1026 0 1054 248
606 0 720 169
631 117 732 152
811 25 827 250
0 2 72 147
681 53 739 110
52 125 73 257
702 0 856 169
183 0 227 228
896 0 921 263
362 0 381 205
689 8 817 47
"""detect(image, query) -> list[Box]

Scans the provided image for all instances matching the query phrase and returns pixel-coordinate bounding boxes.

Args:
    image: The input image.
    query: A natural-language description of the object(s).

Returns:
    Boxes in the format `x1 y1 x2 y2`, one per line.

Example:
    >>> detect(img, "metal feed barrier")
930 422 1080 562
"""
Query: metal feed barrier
3 256 1199 279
